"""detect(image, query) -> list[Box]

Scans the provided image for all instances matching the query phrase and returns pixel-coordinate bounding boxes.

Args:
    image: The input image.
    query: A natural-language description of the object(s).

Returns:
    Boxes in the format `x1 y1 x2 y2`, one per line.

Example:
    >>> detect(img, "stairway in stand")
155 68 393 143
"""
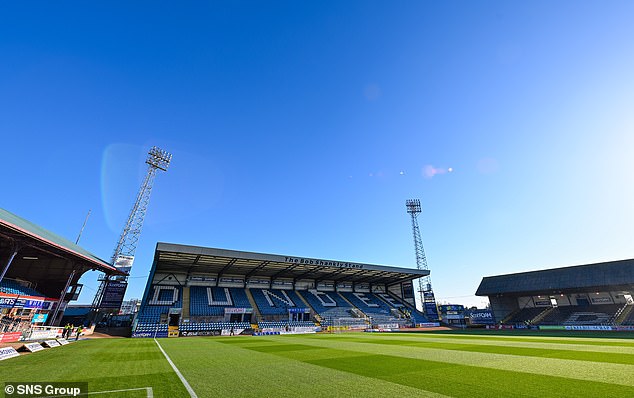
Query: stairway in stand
613 304 634 325
181 286 190 318
295 290 319 323
245 288 262 321
531 307 555 324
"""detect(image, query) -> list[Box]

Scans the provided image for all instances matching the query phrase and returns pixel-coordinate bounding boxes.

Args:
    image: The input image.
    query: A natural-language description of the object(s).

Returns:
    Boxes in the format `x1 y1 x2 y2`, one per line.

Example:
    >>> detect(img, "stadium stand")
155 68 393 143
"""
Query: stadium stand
502 307 546 325
137 285 182 323
134 322 168 335
376 292 429 325
0 208 123 334
477 259 634 328
538 304 621 326
0 279 45 297
132 243 432 336
190 286 226 316
298 290 353 320
620 307 634 326
339 291 404 324
189 287 252 316
250 288 305 316
0 315 30 333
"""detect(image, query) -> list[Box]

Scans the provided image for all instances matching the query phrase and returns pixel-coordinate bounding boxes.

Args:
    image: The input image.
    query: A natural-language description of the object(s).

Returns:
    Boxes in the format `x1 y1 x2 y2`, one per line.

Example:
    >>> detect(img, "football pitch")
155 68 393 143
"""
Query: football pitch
2 331 634 397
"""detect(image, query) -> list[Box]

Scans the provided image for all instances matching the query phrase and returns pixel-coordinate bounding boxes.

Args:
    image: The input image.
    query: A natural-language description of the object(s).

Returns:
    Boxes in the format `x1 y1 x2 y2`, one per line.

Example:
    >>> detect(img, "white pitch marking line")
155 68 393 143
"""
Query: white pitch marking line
154 338 198 398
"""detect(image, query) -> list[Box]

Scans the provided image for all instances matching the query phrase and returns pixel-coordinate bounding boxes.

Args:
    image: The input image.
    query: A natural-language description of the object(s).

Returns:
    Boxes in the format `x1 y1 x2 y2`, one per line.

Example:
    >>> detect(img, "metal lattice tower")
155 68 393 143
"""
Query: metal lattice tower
406 199 437 318
92 146 172 311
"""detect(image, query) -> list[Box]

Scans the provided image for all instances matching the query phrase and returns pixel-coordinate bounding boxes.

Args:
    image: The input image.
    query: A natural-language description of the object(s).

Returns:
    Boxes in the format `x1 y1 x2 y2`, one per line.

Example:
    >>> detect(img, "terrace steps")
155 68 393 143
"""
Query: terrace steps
295 290 319 321
295 291 325 325
614 304 633 325
501 309 521 324
386 291 426 323
531 307 555 324
181 286 190 318
245 289 262 321
338 292 367 318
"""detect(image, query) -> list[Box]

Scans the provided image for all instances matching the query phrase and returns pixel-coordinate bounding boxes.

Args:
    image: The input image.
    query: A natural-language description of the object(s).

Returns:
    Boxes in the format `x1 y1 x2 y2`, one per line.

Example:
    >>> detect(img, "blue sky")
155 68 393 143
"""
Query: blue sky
2 2 634 308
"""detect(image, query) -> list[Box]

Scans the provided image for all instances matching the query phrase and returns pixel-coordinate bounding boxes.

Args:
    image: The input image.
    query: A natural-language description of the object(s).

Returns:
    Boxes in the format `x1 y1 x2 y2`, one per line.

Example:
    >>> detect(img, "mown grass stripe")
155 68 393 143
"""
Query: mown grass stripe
377 335 634 354
376 332 634 347
278 334 634 386
315 336 634 365
229 340 634 398
319 334 634 355
0 339 188 397
3 333 634 398
154 338 198 398
160 337 452 397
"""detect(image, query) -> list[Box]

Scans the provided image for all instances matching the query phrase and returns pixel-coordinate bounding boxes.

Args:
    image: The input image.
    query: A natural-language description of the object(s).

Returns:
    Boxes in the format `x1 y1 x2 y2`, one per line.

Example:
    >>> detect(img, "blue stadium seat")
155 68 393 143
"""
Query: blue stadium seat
375 292 429 325
538 304 622 326
340 292 392 315
189 287 252 316
250 289 306 315
0 279 44 297
298 290 353 320
136 285 183 323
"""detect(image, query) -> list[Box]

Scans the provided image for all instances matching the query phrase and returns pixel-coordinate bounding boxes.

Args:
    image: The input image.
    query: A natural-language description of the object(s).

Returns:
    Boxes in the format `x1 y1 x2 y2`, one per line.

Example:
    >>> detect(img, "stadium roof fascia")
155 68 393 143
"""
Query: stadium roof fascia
154 242 428 286
475 258 634 296
0 208 120 274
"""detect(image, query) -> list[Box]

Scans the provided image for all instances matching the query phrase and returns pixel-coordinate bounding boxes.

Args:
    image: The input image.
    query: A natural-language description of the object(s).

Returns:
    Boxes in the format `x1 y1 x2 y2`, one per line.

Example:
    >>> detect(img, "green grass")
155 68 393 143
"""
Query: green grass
1 331 634 397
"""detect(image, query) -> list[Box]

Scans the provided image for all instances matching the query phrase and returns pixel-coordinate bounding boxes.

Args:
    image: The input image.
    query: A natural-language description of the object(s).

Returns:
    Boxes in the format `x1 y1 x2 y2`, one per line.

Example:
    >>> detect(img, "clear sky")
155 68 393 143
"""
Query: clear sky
2 2 634 309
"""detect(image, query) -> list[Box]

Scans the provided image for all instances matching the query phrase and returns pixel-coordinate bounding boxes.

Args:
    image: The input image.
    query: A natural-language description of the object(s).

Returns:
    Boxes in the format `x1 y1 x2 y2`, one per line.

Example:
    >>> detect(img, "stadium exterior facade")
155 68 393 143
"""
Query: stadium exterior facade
133 242 434 337
476 259 634 329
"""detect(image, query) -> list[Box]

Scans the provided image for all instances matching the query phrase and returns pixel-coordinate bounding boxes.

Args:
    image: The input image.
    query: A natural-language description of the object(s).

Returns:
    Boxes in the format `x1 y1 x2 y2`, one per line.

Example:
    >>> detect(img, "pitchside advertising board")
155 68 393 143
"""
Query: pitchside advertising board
468 309 495 325
43 340 61 348
0 347 19 361
23 343 45 353
0 332 22 343
29 328 62 340
180 330 221 337
132 331 168 338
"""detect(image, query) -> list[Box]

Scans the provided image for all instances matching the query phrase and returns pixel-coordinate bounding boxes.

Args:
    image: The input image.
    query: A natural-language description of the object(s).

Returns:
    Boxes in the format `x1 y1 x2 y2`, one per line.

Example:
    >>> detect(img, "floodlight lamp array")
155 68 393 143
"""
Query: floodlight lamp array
146 146 172 171
405 199 422 214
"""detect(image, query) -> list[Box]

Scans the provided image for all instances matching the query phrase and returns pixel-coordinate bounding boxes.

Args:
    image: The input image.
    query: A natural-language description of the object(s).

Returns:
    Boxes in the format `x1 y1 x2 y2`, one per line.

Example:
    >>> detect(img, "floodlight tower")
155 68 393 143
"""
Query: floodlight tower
92 146 172 312
405 199 438 320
